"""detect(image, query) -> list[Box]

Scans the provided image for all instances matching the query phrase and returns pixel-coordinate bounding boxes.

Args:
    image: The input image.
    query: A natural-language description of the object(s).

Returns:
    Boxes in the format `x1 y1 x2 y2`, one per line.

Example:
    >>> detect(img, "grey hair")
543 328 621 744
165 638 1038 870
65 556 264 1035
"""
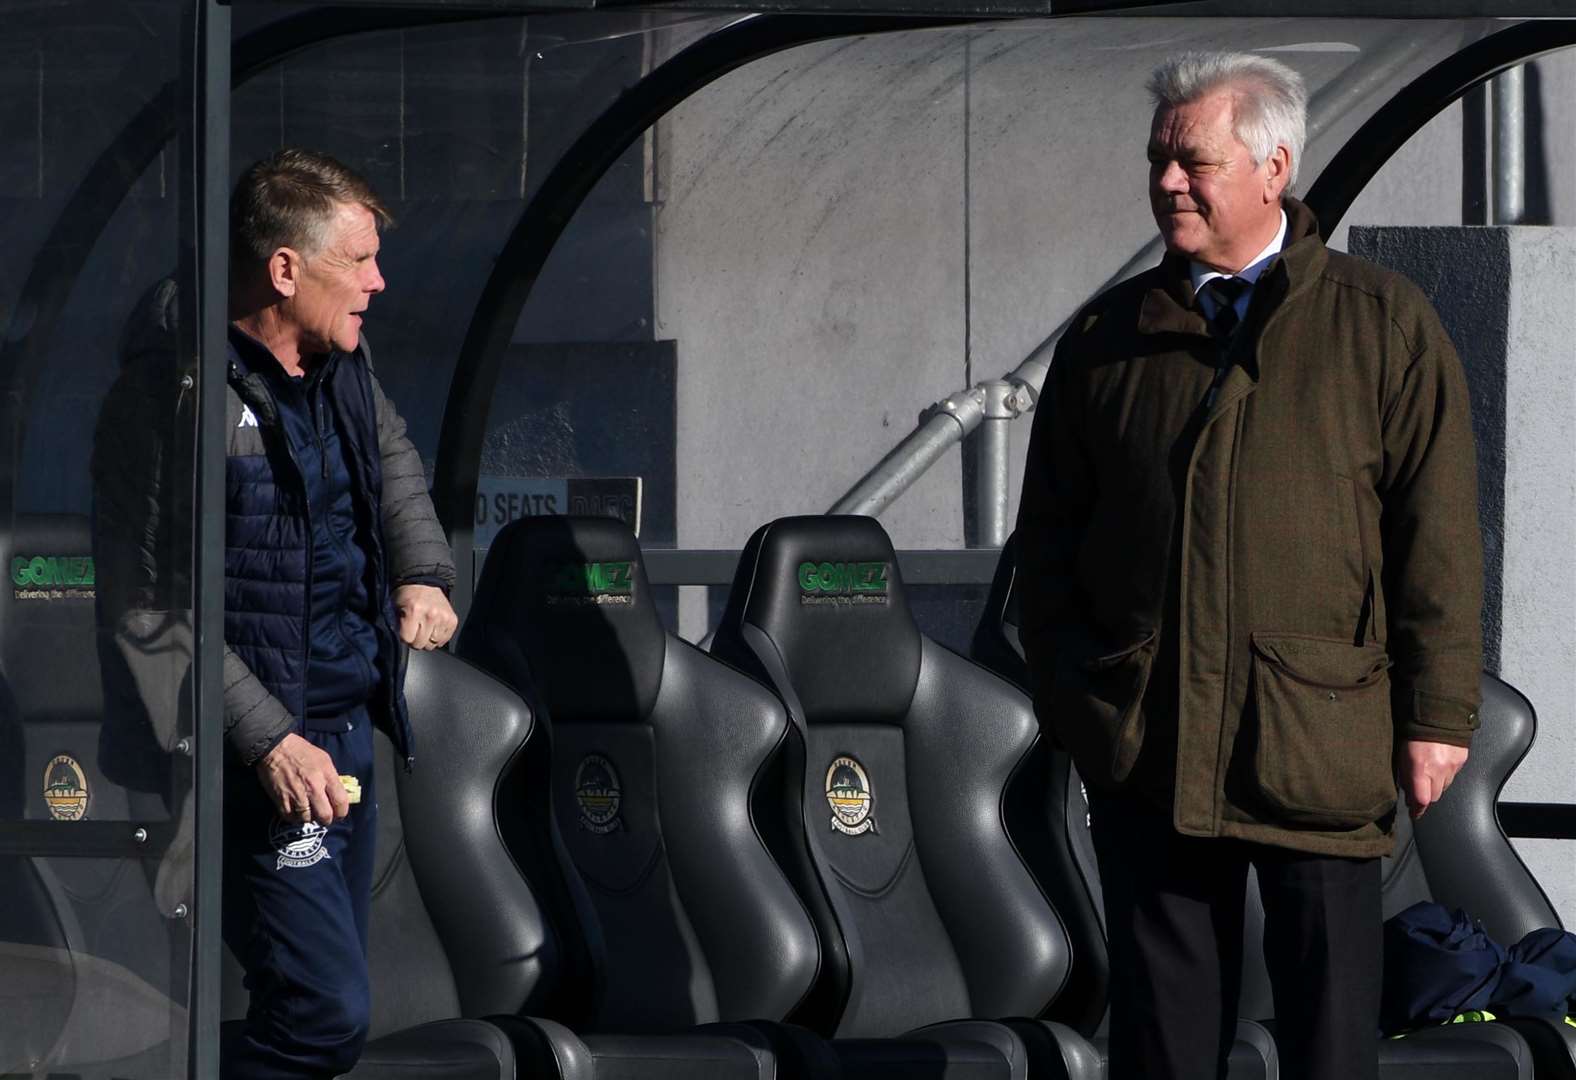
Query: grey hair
231 148 393 268
1147 51 1308 189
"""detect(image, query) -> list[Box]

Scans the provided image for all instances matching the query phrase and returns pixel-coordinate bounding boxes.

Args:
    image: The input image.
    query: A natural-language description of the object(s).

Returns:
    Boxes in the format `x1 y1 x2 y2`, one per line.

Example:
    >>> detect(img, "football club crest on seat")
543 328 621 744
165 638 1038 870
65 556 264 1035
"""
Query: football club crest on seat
270 816 331 870
574 754 623 834
43 754 89 821
826 755 877 836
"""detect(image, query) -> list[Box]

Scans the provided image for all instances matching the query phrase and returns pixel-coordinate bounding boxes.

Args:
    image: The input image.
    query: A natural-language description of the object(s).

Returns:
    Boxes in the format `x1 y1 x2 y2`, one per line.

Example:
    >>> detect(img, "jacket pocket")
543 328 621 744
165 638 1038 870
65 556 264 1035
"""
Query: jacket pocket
1249 632 1396 828
1051 630 1158 785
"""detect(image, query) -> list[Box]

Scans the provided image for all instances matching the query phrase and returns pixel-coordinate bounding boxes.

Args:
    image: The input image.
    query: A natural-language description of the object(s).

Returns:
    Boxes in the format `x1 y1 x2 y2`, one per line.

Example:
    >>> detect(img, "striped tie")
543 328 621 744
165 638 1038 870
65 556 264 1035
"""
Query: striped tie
1201 277 1250 339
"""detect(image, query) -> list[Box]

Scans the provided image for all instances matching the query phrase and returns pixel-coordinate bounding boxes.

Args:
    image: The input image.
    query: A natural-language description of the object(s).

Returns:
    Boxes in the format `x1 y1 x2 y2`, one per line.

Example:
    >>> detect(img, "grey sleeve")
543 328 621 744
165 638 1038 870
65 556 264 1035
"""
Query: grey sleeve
368 368 457 591
224 645 296 766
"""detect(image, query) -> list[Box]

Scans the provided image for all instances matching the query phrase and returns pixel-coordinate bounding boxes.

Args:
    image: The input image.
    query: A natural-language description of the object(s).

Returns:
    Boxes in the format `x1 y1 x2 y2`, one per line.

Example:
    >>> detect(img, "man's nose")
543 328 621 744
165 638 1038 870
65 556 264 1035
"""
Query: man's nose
366 259 386 294
1155 161 1187 193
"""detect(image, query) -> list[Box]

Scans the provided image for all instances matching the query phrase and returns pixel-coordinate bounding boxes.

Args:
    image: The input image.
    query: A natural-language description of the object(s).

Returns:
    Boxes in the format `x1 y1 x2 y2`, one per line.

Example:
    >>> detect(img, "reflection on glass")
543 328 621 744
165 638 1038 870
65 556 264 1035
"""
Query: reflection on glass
0 1 192 1075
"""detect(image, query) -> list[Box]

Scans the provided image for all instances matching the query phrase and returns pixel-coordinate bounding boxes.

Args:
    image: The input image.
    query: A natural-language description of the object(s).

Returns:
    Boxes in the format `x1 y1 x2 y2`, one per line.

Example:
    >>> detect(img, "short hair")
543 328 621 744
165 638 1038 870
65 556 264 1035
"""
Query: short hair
230 148 393 267
1147 52 1308 189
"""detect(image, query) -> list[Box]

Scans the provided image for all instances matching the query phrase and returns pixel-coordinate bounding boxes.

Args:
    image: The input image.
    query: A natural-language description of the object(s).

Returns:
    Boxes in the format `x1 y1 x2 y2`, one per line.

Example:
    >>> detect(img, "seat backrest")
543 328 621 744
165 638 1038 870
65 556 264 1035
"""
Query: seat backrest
711 515 1071 1038
458 515 820 1033
220 649 559 1035
971 535 1108 1035
0 513 181 1069
0 514 115 815
1408 675 1561 941
383 649 561 1026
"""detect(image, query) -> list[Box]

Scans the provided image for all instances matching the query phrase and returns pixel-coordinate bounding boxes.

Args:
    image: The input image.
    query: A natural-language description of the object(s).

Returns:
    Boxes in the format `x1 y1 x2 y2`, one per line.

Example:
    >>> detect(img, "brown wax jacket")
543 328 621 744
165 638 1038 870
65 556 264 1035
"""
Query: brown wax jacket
1016 199 1483 857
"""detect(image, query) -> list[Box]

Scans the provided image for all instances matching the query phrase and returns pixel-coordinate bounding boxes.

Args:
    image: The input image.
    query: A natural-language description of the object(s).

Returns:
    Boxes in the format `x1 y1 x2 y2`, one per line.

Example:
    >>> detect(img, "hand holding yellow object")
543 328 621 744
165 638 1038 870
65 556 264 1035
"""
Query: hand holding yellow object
340 775 362 805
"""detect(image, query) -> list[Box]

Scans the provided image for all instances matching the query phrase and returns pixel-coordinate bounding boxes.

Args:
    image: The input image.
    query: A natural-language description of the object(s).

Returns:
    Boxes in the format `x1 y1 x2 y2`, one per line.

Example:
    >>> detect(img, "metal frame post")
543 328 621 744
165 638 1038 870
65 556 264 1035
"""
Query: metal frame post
973 380 1016 548
187 0 230 1073
1492 63 1526 225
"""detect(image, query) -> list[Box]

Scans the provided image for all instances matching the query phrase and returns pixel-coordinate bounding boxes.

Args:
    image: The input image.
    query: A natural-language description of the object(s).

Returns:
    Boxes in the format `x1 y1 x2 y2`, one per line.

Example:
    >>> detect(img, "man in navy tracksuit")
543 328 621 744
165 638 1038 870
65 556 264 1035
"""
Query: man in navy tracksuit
218 149 458 1078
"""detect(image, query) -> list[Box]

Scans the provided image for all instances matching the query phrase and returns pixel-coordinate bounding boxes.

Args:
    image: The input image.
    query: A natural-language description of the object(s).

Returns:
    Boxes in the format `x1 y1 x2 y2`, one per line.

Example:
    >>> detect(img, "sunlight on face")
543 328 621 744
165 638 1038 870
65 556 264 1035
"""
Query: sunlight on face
1147 89 1284 273
286 202 386 357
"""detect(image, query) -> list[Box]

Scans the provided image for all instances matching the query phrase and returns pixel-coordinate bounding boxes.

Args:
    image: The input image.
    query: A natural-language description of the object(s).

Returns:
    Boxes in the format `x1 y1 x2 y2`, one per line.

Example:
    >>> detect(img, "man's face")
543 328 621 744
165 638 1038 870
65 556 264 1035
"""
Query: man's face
1148 89 1285 273
286 201 385 357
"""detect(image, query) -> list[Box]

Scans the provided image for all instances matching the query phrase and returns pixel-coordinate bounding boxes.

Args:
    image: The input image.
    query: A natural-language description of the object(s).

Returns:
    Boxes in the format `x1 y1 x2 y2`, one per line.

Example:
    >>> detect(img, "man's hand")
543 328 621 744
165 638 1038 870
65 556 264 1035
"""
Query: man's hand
395 583 458 651
257 732 350 826
1398 739 1469 820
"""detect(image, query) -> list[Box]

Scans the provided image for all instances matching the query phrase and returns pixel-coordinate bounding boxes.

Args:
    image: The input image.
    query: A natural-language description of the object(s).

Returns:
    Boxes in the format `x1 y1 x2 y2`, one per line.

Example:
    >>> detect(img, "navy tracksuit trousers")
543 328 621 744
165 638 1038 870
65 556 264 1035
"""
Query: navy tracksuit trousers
221 712 377 1080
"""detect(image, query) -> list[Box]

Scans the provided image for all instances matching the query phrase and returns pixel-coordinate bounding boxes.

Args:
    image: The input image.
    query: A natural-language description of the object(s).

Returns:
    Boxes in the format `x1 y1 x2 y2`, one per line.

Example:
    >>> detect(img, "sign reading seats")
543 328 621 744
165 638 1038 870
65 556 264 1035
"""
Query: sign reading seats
473 476 642 550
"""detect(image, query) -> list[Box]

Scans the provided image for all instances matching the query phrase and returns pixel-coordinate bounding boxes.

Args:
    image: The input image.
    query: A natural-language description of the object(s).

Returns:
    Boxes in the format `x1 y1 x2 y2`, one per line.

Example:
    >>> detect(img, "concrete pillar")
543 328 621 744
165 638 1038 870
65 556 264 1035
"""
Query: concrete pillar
1351 225 1576 929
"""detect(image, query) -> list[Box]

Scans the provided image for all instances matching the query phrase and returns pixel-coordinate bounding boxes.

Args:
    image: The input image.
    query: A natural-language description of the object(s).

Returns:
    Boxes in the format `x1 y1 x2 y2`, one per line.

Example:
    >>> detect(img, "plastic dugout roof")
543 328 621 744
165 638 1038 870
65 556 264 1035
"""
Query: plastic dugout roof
378 0 1575 601
239 1 1575 16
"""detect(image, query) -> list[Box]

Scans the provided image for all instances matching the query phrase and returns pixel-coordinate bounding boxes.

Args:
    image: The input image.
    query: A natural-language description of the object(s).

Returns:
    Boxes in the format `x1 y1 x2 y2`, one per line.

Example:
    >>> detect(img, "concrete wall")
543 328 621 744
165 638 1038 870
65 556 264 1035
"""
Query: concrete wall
655 22 1576 567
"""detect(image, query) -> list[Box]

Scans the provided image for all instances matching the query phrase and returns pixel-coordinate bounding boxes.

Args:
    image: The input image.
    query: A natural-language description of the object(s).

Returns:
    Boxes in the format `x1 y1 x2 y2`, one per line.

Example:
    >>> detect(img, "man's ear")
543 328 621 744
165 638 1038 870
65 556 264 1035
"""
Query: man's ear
1264 144 1292 203
266 247 302 298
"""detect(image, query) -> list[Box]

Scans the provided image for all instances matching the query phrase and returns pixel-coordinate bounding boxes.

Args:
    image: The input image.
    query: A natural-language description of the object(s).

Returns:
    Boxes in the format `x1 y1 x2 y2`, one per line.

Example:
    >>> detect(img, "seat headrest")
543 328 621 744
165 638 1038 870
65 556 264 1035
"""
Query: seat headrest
716 515 921 722
1 515 98 612
463 515 665 723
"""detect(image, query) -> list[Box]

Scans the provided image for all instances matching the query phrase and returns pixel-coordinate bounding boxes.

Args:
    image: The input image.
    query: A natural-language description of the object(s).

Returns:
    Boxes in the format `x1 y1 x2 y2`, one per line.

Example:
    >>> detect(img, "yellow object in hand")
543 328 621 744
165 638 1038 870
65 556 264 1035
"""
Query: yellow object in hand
340 775 362 804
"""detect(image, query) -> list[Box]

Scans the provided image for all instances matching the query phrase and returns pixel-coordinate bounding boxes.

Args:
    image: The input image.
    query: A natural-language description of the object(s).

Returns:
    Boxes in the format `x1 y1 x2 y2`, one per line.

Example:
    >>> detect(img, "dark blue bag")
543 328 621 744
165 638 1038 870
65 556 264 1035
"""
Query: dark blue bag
1381 902 1505 1033
1382 902 1576 1034
1496 927 1576 1018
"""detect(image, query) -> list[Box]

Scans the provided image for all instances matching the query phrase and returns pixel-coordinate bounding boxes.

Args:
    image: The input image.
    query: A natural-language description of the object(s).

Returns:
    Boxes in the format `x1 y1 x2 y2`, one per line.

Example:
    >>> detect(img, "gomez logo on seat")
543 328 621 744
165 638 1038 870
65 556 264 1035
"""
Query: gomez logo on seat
798 561 889 606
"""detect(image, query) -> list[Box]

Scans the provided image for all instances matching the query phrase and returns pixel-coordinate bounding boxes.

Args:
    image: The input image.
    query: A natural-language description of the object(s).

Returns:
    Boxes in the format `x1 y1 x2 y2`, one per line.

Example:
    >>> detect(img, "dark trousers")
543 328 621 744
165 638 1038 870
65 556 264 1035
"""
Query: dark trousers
1089 791 1381 1080
221 712 377 1080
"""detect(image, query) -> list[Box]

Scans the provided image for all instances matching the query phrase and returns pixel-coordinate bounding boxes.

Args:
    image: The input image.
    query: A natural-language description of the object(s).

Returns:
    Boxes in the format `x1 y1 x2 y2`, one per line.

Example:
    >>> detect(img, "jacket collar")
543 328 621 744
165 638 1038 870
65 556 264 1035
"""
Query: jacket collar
1136 197 1327 339
226 322 350 381
226 325 348 425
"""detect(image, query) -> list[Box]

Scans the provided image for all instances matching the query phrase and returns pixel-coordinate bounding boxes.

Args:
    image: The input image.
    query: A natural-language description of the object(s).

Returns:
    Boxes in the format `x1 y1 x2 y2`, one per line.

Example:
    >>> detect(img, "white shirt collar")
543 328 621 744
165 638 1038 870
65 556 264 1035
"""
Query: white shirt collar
1190 209 1288 310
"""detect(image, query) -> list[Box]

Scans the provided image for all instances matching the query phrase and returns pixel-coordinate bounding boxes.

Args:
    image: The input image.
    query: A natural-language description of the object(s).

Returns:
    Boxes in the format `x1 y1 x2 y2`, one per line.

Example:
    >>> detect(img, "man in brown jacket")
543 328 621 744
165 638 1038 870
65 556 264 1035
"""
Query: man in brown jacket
1016 52 1483 1080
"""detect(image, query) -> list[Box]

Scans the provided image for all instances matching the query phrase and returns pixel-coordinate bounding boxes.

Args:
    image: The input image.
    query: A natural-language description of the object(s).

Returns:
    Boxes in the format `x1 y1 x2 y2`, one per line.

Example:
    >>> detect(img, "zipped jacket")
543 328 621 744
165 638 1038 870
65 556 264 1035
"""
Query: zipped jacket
1016 199 1483 857
90 280 455 773
223 326 456 766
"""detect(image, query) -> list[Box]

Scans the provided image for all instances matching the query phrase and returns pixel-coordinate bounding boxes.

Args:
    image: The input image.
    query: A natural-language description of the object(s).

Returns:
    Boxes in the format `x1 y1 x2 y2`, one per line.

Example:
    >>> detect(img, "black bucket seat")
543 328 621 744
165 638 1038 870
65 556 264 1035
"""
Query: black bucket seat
459 515 837 1080
710 515 1103 1080
0 513 185 1077
227 628 806 1079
